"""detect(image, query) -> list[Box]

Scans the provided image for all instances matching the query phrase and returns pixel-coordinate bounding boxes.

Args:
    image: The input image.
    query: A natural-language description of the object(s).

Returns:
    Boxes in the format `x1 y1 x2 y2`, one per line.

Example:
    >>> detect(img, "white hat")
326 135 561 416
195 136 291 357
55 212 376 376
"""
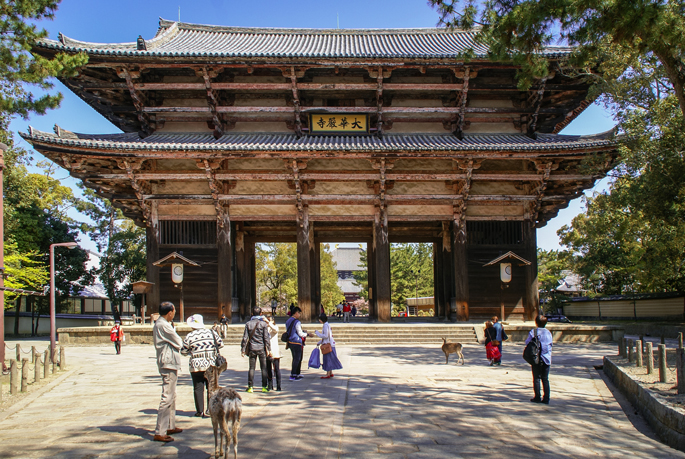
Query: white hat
186 314 205 329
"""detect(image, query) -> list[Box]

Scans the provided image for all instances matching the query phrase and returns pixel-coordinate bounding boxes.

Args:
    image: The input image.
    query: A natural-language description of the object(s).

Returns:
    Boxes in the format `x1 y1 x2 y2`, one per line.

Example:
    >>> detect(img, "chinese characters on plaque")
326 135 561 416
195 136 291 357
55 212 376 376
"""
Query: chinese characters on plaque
309 114 369 134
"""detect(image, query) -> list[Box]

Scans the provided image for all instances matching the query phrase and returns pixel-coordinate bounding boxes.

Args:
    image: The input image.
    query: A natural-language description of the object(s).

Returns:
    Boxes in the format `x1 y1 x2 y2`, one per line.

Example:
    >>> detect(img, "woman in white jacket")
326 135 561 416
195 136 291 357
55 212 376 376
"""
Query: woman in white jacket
315 313 343 379
266 316 282 391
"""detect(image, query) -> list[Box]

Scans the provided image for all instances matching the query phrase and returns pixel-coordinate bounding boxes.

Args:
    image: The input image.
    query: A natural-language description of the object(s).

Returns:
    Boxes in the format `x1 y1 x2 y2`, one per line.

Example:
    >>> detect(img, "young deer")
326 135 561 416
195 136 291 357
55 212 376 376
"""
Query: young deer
442 337 465 365
205 361 242 459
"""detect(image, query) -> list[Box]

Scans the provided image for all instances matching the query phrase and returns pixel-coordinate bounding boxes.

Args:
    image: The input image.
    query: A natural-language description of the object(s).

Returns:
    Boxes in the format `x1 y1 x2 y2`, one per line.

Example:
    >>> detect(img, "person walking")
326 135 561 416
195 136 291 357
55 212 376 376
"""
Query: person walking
241 307 271 393
110 320 124 354
526 315 554 404
153 302 184 443
271 298 278 317
484 321 501 366
285 307 314 380
266 315 282 391
342 302 351 323
491 316 508 365
315 314 343 379
351 304 357 317
219 314 229 338
181 314 223 417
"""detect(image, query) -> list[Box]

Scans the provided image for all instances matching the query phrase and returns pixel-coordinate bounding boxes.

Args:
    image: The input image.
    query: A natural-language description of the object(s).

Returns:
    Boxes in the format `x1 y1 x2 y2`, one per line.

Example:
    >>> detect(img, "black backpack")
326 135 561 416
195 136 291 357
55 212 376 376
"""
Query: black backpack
523 328 543 366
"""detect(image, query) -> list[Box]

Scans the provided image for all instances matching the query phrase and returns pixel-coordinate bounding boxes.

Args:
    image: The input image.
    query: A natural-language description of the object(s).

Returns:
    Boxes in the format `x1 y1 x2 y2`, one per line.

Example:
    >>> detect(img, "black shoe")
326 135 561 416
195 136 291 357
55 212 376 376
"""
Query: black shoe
276 386 282 391
541 399 550 405
530 398 541 403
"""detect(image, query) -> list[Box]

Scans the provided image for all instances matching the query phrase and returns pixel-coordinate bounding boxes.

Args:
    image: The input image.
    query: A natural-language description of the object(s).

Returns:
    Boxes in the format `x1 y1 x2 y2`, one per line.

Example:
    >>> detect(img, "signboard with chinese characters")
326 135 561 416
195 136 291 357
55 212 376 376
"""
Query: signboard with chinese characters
309 113 369 134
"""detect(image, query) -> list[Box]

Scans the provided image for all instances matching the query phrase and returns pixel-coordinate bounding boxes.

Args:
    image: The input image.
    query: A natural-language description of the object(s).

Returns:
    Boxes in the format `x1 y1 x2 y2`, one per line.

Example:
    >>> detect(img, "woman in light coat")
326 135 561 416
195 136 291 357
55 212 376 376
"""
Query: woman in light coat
266 315 282 391
315 313 342 379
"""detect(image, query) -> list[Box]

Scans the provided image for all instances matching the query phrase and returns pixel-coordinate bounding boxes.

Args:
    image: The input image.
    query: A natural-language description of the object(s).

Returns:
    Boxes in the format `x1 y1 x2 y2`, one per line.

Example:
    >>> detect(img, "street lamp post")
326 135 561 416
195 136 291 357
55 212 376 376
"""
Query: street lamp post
50 242 78 362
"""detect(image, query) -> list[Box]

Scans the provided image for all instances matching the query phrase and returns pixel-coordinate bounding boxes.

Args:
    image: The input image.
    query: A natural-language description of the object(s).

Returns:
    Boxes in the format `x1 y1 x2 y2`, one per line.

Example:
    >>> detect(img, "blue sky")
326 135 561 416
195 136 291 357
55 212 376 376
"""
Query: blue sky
9 0 616 253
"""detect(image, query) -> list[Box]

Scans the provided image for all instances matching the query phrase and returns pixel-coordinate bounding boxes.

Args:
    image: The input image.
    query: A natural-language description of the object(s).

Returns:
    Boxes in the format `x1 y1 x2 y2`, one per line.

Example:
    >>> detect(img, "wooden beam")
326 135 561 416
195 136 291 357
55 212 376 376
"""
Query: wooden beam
527 78 547 138
200 67 224 138
453 67 470 139
117 67 153 137
125 82 466 91
139 105 567 115
289 67 303 137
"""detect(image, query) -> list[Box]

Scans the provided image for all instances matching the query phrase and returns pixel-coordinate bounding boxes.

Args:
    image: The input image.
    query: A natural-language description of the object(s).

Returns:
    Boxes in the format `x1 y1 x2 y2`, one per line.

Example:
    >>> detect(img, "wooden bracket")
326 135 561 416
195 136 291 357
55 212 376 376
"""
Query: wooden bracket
452 67 470 139
527 77 548 139
118 67 153 138
289 66 303 137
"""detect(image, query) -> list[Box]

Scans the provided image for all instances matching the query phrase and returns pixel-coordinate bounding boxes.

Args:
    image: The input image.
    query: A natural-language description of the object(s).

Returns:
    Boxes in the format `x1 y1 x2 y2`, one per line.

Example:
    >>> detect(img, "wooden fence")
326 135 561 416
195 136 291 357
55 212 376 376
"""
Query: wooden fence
563 295 685 320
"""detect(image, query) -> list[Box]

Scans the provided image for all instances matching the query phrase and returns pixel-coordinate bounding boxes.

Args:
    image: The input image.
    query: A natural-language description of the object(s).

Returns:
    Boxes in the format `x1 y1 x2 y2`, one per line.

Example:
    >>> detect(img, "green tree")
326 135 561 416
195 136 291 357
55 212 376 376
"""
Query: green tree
428 0 685 117
1 0 87 118
3 242 48 307
319 244 345 314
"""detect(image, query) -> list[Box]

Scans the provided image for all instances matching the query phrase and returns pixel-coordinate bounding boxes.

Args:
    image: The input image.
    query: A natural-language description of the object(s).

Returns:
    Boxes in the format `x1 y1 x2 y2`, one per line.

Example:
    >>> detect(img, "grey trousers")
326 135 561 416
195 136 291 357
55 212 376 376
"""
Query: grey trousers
155 369 177 436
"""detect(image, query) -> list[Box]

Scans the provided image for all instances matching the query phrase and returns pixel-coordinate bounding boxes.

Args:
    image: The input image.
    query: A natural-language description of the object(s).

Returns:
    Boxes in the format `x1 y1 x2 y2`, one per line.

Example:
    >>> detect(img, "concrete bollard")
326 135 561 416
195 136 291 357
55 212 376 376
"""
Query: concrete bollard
636 340 643 367
658 344 667 383
59 346 66 371
679 333 684 350
21 359 29 392
16 344 21 363
646 342 654 374
34 354 41 383
639 335 645 351
661 335 666 345
10 360 18 395
677 348 685 395
43 350 50 379
628 340 634 363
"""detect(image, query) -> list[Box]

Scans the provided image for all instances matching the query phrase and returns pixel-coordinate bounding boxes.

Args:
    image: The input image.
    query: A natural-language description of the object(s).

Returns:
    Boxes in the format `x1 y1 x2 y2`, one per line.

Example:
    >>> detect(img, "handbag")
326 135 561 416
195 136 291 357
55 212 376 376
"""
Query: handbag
308 347 321 369
486 342 501 361
281 319 295 342
212 330 227 368
320 324 333 355
523 328 543 366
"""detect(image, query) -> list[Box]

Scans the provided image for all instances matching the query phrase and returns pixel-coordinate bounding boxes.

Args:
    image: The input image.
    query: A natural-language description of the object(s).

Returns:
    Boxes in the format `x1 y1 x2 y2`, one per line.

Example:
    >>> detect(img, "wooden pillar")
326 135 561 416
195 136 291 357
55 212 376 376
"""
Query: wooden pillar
374 207 391 322
217 212 232 322
442 242 454 321
523 221 539 321
297 208 312 322
146 216 160 312
433 243 442 318
235 230 247 322
247 240 256 311
368 241 377 320
452 220 469 322
310 239 321 319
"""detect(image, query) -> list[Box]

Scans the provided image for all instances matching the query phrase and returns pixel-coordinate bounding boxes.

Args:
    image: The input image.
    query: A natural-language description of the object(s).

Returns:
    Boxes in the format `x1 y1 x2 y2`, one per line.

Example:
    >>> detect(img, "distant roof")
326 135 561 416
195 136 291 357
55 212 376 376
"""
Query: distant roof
77 283 108 299
21 129 617 154
331 247 363 271
36 19 574 60
338 278 362 294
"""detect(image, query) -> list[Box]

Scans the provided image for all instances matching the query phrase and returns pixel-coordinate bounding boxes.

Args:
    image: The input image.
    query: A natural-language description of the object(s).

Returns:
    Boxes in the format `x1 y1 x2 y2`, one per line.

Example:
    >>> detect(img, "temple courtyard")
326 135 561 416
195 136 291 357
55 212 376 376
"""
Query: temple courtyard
1 338 683 458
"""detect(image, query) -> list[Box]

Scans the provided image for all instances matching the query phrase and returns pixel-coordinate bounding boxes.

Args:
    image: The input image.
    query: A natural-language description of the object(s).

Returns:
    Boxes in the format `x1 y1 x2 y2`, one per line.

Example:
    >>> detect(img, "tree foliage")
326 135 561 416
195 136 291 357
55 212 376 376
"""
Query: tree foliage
256 243 344 313
0 0 88 118
428 0 685 116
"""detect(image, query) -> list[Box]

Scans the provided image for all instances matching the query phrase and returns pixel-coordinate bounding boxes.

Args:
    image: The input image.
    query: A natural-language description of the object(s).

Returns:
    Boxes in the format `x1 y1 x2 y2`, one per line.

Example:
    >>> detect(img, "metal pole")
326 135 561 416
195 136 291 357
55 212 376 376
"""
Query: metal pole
50 244 55 362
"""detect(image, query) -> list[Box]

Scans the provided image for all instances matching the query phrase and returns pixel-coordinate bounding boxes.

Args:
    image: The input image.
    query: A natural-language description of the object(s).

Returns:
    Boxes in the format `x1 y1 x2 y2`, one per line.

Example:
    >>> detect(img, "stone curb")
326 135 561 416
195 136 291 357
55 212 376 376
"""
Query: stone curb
603 356 685 452
0 367 77 423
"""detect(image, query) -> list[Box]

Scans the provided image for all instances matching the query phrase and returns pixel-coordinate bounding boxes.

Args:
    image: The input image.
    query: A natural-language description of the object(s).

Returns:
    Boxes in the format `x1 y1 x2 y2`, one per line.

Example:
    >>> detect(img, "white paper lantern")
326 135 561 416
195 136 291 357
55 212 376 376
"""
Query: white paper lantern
500 263 512 283
172 264 184 283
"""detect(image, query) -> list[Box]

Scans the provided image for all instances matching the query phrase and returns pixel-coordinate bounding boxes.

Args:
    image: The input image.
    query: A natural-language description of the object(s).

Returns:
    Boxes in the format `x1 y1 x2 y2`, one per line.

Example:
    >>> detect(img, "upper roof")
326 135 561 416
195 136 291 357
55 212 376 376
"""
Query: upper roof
36 19 573 60
21 128 617 153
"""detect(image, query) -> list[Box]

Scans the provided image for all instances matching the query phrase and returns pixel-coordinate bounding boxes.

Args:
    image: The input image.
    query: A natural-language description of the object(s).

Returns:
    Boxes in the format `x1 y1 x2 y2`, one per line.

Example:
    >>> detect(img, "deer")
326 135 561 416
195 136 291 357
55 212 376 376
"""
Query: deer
205 360 242 459
442 337 465 365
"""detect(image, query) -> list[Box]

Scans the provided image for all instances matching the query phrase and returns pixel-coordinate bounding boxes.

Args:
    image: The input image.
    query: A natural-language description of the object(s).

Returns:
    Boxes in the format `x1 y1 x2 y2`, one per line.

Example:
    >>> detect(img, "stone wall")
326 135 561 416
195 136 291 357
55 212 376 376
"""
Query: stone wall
603 356 685 452
476 323 624 344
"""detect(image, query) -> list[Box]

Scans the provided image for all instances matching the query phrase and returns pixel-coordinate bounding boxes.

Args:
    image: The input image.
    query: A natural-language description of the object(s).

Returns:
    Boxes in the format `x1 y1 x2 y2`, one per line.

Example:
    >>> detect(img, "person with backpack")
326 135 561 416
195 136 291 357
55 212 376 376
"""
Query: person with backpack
240 307 271 393
110 320 124 354
525 315 554 404
285 307 314 380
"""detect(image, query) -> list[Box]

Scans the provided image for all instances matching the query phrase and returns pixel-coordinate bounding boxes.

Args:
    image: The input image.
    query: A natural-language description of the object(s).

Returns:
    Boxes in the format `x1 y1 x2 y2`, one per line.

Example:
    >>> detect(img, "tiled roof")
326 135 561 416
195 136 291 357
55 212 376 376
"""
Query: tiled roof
21 128 617 153
36 19 573 59
331 248 364 271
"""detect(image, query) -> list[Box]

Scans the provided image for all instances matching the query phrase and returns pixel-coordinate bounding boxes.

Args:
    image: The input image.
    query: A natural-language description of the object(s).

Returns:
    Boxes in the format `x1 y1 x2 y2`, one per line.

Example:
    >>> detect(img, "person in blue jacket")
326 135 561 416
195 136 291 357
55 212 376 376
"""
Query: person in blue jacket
285 307 314 380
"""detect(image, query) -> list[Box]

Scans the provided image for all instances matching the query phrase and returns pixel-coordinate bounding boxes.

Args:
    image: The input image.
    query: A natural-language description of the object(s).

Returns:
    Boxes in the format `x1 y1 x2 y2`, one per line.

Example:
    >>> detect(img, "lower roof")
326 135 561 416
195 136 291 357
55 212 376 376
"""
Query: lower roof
23 128 616 153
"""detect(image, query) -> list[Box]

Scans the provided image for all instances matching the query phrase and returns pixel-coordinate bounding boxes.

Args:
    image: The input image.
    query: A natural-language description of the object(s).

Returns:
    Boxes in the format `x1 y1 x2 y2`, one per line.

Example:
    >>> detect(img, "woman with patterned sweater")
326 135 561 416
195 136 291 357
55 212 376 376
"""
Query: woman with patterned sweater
181 314 223 417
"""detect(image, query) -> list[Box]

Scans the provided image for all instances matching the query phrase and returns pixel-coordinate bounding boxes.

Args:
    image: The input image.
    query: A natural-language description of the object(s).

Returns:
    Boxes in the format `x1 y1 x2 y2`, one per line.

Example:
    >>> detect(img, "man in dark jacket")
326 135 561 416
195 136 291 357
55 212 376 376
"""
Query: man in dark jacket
241 307 272 393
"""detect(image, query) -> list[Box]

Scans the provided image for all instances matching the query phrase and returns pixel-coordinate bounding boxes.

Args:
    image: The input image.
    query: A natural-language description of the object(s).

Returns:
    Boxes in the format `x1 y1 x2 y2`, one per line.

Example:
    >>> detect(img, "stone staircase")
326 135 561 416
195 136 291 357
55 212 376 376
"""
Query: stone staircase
218 323 479 346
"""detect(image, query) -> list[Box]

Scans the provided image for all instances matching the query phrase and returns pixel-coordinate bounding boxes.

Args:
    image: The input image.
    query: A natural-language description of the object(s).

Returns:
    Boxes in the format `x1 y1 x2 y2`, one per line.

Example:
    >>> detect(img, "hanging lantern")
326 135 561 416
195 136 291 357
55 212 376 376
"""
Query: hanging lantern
500 263 512 283
172 264 184 283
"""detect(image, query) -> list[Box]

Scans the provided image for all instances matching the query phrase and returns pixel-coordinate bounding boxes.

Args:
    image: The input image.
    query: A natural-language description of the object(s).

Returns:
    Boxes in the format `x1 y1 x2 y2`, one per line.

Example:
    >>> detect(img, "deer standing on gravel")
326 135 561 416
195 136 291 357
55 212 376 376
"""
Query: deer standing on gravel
205 361 242 458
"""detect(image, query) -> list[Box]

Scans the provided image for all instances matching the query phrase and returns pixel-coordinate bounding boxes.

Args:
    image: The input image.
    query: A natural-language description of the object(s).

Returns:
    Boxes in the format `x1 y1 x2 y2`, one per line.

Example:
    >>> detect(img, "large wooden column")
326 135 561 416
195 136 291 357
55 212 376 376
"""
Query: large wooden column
217 212 232 321
246 240 256 311
310 239 321 319
297 208 313 322
524 221 539 321
368 241 377 320
146 206 160 312
433 243 442 318
452 220 469 322
235 230 247 322
374 207 391 322
442 245 454 321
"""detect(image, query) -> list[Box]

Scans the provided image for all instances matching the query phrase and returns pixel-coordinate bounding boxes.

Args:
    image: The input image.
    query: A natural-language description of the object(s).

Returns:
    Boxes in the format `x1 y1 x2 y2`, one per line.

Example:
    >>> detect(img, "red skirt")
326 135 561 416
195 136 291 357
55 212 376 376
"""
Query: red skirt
486 342 501 361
